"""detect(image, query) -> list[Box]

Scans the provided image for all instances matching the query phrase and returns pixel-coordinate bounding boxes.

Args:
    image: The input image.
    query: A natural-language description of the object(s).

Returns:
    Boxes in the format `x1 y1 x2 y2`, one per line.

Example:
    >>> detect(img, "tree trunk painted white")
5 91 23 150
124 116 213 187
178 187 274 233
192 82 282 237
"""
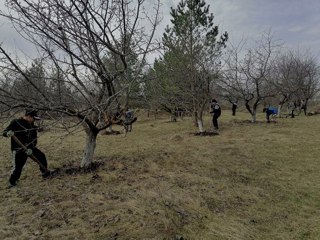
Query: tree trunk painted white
277 104 282 117
197 119 204 133
81 130 97 168
251 112 256 123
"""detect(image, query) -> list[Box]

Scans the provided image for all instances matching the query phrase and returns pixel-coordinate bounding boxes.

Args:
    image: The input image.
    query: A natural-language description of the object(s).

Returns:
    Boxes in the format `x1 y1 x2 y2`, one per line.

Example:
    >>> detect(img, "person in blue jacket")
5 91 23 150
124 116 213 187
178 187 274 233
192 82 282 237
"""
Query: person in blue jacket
263 106 278 123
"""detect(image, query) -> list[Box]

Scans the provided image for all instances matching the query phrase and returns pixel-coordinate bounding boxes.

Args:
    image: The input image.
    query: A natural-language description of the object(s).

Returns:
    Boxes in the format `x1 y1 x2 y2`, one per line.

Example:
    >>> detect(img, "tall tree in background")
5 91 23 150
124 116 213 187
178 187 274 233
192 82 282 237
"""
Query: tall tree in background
10 59 47 102
144 50 192 121
162 0 227 132
0 0 161 167
102 46 147 108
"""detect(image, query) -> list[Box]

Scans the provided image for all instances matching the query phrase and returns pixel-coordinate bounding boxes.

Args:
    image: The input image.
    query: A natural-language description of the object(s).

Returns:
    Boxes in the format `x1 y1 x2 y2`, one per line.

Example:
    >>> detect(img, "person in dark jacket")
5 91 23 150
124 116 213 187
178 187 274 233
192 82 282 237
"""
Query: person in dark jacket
288 102 295 118
124 109 134 132
210 99 221 130
231 101 237 116
300 100 307 116
2 109 50 188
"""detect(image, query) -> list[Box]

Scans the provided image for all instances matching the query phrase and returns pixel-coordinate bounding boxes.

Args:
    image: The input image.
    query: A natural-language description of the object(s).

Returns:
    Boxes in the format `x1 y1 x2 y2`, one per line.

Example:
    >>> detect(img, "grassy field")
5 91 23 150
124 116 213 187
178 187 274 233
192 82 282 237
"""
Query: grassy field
0 110 320 240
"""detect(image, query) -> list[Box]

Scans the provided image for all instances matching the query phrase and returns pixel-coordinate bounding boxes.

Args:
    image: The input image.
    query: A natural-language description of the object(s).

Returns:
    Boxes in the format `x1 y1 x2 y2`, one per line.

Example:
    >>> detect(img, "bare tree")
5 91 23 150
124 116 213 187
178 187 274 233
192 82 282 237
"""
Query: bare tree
0 0 161 167
217 40 245 107
271 51 298 116
220 31 281 122
271 49 320 116
293 51 320 113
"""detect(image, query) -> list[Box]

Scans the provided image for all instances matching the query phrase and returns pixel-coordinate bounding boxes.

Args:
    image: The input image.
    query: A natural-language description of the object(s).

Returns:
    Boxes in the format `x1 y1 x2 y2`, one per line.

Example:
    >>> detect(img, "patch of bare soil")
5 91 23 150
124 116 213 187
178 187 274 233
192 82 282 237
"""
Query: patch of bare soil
230 119 277 124
101 130 122 135
193 131 219 136
61 161 105 175
43 161 104 178
308 111 320 116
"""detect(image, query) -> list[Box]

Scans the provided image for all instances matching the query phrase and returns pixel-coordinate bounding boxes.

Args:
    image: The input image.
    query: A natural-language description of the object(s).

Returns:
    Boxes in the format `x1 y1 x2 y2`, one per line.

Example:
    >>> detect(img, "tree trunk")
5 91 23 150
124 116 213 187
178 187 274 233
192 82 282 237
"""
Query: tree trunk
251 110 257 123
245 102 256 122
277 104 282 117
81 129 97 168
196 107 205 132
197 118 204 133
193 109 198 127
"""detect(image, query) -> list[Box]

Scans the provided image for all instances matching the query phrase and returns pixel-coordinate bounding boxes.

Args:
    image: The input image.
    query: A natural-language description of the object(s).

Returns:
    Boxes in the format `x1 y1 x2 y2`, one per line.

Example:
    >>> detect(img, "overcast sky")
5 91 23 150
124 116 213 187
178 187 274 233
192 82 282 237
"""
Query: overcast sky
1 0 320 61
164 0 320 54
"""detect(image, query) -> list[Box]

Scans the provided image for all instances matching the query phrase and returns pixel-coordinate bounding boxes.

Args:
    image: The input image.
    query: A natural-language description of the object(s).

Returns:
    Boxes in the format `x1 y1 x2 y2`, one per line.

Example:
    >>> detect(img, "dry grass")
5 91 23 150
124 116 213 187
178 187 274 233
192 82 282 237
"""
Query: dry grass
1 111 320 240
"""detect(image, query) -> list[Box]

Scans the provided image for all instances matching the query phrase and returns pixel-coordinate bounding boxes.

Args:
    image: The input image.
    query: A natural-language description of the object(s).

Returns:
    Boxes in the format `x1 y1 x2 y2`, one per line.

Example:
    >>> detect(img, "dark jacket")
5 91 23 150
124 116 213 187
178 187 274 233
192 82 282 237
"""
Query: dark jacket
3 118 38 151
211 103 221 118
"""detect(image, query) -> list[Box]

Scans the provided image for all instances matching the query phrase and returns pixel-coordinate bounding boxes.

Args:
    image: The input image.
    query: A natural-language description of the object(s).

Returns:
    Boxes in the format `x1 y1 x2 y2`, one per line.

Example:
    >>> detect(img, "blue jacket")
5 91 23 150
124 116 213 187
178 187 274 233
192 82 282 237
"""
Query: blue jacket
266 107 278 115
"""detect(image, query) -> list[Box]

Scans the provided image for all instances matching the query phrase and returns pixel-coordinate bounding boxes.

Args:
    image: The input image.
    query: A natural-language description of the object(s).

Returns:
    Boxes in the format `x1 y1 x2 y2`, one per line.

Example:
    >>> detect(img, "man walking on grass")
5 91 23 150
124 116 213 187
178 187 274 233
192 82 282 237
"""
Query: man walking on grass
2 108 51 188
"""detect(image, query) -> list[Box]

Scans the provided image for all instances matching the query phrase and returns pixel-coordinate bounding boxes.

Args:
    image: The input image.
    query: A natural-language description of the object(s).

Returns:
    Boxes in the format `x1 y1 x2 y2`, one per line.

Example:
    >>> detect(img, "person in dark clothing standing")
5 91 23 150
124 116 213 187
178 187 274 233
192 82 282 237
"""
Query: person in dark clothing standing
210 99 221 130
124 108 134 132
2 109 50 188
300 100 307 116
288 102 295 118
227 99 237 116
231 101 237 116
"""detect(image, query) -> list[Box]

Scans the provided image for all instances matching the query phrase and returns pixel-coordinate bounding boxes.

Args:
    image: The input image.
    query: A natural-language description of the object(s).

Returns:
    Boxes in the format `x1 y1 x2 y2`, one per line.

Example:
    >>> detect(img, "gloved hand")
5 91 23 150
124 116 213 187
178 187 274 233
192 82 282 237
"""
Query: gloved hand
25 149 33 156
6 130 14 137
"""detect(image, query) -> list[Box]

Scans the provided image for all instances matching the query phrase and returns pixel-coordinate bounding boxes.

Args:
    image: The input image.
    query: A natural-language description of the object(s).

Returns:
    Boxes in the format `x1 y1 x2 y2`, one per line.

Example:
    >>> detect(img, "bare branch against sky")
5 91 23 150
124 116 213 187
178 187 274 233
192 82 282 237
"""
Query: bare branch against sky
1 0 320 62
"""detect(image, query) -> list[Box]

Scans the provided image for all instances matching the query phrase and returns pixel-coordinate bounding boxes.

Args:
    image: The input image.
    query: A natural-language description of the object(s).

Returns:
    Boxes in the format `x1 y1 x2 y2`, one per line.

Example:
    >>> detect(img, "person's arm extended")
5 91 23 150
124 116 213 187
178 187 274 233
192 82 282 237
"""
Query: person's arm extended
2 120 16 137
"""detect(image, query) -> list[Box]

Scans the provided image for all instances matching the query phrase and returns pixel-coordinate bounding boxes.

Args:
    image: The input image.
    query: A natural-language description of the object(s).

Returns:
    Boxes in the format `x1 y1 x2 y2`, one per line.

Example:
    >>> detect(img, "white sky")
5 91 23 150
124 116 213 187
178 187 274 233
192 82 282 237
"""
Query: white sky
1 0 320 61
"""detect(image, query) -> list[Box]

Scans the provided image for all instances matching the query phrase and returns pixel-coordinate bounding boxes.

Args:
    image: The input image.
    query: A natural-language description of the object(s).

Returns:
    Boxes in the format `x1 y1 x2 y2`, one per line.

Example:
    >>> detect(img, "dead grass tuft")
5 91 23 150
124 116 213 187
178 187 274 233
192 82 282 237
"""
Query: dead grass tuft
170 134 184 141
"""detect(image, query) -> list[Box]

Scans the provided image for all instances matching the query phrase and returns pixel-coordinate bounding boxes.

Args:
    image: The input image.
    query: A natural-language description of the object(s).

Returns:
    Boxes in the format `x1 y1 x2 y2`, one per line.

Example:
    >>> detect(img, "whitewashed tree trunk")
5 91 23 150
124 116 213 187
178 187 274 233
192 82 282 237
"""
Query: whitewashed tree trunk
251 111 256 123
197 119 204 133
277 104 282 117
81 129 97 168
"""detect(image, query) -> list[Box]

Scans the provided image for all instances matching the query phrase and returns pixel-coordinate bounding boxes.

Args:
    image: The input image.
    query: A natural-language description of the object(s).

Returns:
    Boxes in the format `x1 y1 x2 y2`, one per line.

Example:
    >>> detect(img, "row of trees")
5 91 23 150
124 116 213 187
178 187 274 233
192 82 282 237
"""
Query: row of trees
218 32 319 122
144 4 319 125
0 0 319 167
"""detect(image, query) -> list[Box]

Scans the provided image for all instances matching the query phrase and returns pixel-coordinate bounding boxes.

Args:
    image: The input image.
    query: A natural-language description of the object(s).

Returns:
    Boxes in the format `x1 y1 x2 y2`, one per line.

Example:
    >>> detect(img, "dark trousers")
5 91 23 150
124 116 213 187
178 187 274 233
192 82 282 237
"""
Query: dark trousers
232 105 237 116
212 116 219 129
9 148 47 184
125 124 132 132
302 108 307 116
291 110 295 118
232 108 236 116
266 113 271 123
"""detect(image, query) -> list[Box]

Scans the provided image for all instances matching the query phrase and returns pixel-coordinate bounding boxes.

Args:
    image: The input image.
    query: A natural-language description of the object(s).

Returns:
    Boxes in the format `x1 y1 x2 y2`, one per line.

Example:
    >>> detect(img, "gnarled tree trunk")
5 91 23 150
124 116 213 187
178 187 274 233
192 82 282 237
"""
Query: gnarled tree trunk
81 125 98 168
